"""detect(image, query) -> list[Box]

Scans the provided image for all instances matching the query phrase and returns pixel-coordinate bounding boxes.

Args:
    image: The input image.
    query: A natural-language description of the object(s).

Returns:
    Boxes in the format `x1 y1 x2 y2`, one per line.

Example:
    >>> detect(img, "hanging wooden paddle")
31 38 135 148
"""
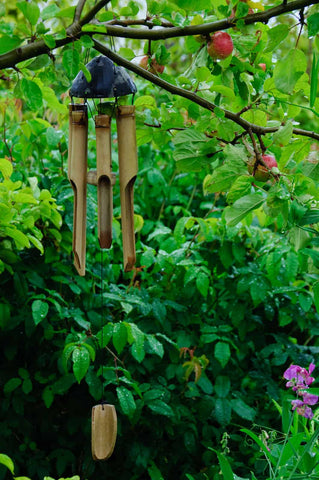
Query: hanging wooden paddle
68 104 88 276
91 403 117 461
116 105 138 272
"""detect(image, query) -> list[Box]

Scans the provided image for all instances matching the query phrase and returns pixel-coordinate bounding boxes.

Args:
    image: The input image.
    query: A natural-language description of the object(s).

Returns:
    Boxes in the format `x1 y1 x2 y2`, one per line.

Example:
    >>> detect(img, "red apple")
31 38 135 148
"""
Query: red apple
139 56 164 74
207 31 233 60
139 56 149 69
248 154 278 182
150 59 165 74
258 63 266 72
262 154 277 169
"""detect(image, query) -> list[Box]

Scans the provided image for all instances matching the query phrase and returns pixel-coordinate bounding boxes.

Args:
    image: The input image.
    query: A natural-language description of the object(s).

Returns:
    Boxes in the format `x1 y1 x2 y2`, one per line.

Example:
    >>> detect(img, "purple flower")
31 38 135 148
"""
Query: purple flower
291 400 314 419
283 363 315 391
283 363 318 419
300 392 318 406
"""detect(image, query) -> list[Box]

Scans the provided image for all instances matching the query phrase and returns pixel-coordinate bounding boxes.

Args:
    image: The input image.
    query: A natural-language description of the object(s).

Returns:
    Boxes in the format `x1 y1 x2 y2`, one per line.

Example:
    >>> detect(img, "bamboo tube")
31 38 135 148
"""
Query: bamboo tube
91 404 117 461
95 114 113 249
69 105 88 276
116 105 138 272
68 104 85 180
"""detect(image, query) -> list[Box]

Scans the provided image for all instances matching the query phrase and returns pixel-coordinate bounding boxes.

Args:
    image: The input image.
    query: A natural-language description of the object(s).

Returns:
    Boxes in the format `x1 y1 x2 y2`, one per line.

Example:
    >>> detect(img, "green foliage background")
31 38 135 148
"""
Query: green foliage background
1 1 319 479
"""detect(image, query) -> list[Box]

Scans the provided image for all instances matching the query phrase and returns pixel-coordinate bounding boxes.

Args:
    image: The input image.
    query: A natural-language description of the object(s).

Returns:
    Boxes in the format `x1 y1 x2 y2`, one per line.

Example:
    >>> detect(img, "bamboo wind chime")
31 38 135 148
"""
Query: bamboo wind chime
68 55 138 276
68 55 138 461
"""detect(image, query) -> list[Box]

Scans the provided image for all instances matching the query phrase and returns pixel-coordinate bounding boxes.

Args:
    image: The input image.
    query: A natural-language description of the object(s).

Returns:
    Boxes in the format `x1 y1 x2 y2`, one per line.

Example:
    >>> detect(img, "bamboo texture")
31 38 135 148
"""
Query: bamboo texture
116 105 138 272
91 404 117 461
69 104 88 276
95 114 113 249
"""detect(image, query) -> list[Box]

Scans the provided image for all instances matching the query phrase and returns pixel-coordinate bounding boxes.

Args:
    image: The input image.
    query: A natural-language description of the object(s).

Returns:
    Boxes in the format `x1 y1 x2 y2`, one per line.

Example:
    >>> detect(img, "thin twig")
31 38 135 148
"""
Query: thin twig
92 40 319 142
73 0 88 23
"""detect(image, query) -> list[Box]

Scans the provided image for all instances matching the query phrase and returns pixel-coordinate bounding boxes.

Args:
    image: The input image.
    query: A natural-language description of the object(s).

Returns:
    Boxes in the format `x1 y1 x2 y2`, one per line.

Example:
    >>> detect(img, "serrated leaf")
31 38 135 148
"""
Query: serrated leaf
224 194 264 227
226 176 252 204
214 342 230 368
72 347 90 383
273 49 307 94
272 121 293 146
62 48 80 79
32 299 49 325
116 386 136 417
265 24 289 52
21 78 43 110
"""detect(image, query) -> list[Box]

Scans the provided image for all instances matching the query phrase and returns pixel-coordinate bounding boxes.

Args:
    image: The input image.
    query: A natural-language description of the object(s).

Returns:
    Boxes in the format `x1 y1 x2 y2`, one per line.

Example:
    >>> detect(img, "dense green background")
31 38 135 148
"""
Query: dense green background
1 0 319 479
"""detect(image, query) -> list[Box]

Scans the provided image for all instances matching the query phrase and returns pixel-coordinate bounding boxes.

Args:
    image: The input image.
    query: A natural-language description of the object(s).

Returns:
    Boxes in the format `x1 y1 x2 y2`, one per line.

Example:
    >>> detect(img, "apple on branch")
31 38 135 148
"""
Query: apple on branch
248 154 279 182
207 31 233 60
139 55 165 74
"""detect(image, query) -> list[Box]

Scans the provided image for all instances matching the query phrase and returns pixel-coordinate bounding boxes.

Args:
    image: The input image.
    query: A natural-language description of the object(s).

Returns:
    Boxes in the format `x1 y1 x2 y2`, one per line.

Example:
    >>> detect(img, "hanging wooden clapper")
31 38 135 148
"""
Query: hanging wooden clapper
68 56 137 461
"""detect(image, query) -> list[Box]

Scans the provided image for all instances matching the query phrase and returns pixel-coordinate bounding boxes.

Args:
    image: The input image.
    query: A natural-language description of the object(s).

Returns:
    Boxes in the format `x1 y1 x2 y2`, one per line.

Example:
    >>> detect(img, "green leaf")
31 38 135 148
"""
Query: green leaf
310 52 319 107
215 451 234 480
214 342 231 368
231 398 256 421
148 461 164 480
118 47 135 60
21 78 43 110
147 400 174 416
226 176 252 204
41 4 60 20
313 281 319 314
265 24 289 52
62 48 80 79
116 386 136 417
308 13 319 37
32 299 49 325
17 2 40 25
147 335 164 358
203 159 247 194
272 121 293 146
240 428 276 465
113 322 127 354
0 454 15 474
223 194 264 227
215 398 232 425
43 34 56 49
0 158 13 178
0 35 22 54
273 49 307 94
215 376 231 398
196 271 209 297
72 347 90 383
4 377 22 394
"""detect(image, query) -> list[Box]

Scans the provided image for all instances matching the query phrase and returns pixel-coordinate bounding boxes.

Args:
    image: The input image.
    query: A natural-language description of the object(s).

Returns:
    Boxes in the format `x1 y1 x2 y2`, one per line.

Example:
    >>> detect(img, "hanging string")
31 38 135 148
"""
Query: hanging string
100 248 105 401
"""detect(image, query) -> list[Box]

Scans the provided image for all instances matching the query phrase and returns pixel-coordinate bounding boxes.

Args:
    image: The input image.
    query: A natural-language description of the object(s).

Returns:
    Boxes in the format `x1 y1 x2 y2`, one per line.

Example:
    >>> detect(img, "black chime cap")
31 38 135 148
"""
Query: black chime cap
70 55 137 98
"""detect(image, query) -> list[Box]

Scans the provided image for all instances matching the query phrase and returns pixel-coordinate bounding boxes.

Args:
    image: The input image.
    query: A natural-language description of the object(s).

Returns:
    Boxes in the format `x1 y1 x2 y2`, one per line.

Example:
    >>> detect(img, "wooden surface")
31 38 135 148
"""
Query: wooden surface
116 105 138 272
95 114 113 249
91 404 117 461
69 105 88 276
